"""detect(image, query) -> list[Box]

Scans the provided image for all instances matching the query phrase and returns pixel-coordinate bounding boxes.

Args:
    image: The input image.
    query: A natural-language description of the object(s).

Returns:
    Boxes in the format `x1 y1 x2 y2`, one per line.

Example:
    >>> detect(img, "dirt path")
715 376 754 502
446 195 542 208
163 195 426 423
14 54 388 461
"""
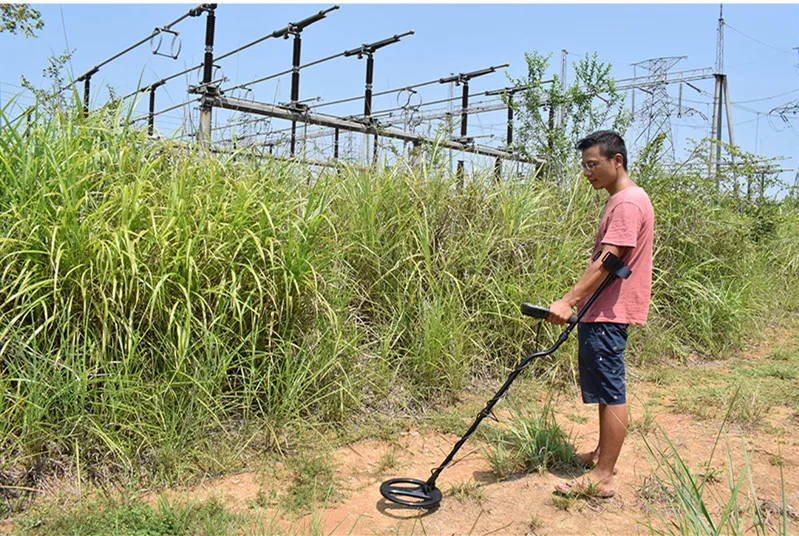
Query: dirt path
179 376 798 535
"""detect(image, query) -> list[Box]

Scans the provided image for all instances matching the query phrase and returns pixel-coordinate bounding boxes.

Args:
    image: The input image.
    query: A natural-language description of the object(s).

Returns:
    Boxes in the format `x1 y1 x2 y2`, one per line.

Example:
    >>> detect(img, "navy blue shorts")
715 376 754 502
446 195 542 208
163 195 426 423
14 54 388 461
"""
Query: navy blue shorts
577 322 629 405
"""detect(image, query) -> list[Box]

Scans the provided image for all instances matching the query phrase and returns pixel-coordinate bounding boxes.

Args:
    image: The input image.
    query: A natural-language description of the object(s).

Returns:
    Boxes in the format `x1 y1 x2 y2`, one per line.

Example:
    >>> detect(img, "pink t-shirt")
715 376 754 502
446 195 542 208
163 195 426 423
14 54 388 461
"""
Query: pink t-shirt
580 185 654 325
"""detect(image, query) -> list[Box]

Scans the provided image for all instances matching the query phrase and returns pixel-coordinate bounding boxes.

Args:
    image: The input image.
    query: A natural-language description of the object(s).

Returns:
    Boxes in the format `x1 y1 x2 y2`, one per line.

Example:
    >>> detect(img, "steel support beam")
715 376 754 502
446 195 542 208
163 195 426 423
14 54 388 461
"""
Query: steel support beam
213 95 538 163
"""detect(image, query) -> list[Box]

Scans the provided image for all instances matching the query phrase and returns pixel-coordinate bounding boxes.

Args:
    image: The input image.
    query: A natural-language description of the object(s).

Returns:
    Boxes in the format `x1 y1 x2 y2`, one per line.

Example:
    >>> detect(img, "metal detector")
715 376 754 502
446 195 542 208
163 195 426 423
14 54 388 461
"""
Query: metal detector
379 251 632 508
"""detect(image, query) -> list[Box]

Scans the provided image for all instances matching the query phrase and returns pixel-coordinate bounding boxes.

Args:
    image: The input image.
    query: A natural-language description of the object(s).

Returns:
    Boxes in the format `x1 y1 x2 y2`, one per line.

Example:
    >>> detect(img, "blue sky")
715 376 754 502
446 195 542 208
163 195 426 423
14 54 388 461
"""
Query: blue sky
2 3 797 186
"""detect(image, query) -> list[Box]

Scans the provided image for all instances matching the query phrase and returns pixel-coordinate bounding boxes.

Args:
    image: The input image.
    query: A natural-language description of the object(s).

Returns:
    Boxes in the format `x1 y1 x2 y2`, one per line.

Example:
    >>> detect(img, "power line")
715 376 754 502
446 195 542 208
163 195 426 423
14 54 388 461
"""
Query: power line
724 23 796 55
731 88 799 104
60 6 75 79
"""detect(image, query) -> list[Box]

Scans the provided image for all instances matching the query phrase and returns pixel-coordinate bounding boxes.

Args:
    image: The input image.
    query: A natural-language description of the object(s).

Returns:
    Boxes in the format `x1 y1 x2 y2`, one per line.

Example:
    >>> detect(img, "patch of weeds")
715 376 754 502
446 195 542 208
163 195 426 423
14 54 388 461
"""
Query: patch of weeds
551 494 582 511
284 452 339 514
446 481 485 503
763 423 786 436
374 449 398 475
747 362 797 380
628 401 657 435
427 411 469 436
768 455 785 467
639 367 681 386
768 343 795 362
566 413 589 424
483 440 519 479
637 474 678 516
643 366 715 388
484 397 576 478
336 415 409 445
672 386 724 420
528 513 543 532
554 480 614 502
15 495 242 536
728 387 771 428
249 485 278 509
695 462 722 484
758 497 799 525
673 384 771 428
473 421 506 444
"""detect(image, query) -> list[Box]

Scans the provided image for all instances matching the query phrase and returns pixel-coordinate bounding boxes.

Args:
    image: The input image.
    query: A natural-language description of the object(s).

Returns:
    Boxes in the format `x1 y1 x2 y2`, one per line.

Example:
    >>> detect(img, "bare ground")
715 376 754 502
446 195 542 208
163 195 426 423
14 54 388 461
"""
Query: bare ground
178 386 798 535
165 326 799 535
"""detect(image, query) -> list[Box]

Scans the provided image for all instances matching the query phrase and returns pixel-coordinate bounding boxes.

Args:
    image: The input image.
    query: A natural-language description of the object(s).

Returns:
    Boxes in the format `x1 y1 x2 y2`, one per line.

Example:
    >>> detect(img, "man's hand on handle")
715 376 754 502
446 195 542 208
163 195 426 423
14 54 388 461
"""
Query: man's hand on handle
547 299 575 325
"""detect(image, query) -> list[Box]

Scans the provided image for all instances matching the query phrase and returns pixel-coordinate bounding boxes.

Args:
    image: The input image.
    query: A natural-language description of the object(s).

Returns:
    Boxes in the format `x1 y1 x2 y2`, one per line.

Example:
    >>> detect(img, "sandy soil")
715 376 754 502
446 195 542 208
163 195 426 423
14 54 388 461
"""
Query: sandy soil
177 378 799 535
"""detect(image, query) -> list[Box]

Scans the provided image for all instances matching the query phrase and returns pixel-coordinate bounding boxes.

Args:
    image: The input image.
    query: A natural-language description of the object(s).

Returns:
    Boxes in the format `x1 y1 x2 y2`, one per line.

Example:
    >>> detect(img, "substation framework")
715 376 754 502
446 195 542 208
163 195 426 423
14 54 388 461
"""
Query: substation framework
30 3 754 181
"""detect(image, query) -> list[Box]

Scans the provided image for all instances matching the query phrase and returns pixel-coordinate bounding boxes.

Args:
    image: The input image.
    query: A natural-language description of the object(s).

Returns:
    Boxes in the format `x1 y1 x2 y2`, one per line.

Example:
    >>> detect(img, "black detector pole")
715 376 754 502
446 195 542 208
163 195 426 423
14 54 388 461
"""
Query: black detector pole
276 6 339 156
343 31 414 166
439 64 508 186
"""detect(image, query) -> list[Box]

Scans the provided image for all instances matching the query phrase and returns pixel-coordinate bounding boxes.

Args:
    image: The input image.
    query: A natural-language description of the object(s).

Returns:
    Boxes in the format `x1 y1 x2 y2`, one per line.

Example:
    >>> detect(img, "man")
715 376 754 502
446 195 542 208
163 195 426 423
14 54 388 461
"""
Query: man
547 130 654 498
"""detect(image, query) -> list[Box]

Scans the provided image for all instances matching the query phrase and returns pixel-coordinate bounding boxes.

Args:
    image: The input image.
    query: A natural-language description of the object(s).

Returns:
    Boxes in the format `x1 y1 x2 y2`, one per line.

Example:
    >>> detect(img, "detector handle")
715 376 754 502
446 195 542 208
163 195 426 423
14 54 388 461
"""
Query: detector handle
520 303 578 324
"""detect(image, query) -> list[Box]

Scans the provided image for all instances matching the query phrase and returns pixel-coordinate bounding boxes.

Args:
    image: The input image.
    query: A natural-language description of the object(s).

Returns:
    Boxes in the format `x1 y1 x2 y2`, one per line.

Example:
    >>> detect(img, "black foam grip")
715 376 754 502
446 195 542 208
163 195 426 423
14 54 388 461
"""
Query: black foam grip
520 303 578 324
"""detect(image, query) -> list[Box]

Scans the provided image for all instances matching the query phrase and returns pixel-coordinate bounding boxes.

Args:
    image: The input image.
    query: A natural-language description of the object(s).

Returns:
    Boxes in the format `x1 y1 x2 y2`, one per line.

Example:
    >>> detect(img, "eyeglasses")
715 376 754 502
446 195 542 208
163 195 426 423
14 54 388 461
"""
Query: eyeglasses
580 157 610 172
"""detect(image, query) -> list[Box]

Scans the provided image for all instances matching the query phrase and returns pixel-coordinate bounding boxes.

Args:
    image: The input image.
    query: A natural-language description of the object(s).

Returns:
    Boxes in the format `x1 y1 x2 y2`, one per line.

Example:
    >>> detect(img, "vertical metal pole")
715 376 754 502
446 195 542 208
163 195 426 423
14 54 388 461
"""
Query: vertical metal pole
722 75 738 196
364 54 374 118
712 73 724 186
494 157 502 182
460 80 469 139
558 49 567 129
199 5 217 144
290 32 302 156
411 140 421 170
334 128 340 160
290 33 302 105
148 86 156 136
373 130 379 168
457 79 468 186
547 99 555 158
711 4 725 186
507 94 514 147
447 80 454 174
365 53 376 166
83 76 91 117
722 76 735 149
716 5 724 75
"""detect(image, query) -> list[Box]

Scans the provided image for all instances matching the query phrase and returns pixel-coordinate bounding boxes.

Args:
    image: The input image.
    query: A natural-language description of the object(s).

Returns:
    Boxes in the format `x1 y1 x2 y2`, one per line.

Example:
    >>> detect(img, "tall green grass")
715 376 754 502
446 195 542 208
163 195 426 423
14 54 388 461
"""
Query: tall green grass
638 403 794 535
1 99 797 502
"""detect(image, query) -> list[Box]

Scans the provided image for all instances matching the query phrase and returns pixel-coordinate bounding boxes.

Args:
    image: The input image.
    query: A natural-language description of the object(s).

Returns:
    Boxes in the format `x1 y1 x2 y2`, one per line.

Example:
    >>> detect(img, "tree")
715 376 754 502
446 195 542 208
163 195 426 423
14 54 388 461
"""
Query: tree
1 4 44 37
508 51 631 181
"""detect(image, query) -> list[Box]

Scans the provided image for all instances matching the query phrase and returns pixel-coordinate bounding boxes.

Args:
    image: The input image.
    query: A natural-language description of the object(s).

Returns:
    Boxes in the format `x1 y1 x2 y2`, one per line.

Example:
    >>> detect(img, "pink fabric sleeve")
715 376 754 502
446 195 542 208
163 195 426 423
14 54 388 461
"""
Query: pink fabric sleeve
601 202 642 249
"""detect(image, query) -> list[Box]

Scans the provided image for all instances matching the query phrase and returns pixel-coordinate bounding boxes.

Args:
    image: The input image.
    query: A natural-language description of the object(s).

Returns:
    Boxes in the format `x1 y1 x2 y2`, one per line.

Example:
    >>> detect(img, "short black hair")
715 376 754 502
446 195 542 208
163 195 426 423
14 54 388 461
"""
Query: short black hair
576 130 628 171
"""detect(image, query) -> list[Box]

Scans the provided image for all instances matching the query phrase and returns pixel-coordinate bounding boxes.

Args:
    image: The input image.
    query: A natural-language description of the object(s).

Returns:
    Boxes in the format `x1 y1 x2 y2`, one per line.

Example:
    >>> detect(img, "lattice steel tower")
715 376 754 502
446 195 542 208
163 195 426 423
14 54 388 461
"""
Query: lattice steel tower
630 56 686 163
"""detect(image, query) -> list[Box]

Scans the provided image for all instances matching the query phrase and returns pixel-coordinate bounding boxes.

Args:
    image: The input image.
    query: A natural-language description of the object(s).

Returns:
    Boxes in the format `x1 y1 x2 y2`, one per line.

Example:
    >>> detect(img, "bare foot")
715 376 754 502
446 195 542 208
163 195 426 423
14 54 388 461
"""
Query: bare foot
575 449 617 474
554 475 615 498
575 449 599 467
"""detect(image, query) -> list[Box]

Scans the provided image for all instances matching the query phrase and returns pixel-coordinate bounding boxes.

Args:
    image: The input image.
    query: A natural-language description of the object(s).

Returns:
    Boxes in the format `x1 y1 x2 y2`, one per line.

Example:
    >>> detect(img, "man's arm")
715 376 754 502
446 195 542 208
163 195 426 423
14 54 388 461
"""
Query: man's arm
547 244 629 325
